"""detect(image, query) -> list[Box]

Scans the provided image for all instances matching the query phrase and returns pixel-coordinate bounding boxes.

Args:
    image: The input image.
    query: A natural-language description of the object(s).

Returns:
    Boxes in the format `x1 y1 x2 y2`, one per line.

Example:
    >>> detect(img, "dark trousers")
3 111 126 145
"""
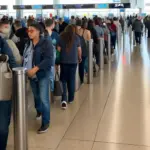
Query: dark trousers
60 64 77 102
111 35 117 49
148 29 150 38
79 56 87 84
0 100 12 150
135 32 142 44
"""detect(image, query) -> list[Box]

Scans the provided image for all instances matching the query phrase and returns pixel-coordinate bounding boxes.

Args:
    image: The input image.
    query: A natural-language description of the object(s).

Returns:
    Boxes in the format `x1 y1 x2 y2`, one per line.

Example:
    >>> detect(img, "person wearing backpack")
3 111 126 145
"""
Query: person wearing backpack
23 23 54 134
76 20 91 84
0 36 17 149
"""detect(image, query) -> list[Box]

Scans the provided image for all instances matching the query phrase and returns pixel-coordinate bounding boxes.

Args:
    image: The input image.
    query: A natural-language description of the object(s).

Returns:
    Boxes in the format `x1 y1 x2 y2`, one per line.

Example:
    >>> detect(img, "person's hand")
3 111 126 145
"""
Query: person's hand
0 54 7 62
78 58 82 63
27 66 39 78
55 65 59 72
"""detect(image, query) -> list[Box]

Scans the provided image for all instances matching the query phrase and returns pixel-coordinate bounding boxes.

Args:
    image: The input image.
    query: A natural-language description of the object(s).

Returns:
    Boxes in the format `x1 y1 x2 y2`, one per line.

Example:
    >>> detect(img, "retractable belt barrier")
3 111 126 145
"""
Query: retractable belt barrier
99 38 104 70
87 39 93 84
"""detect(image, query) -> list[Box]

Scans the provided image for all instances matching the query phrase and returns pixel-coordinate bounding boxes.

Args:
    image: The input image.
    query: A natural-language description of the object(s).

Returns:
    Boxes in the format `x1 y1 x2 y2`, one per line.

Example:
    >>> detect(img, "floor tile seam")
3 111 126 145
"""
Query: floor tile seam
64 137 94 142
7 145 54 150
54 87 90 150
91 63 119 150
94 140 150 148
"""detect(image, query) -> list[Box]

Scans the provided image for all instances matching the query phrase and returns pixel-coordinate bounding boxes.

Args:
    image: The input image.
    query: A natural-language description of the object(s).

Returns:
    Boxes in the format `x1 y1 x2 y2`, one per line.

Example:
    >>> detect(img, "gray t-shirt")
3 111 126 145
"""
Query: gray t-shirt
58 34 80 64
94 25 104 38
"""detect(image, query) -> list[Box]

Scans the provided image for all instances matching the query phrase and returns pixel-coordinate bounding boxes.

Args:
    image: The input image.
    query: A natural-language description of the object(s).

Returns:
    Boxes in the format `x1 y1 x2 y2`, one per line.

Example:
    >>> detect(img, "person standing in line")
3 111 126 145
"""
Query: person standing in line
108 19 117 52
0 20 22 65
45 19 59 102
23 23 54 134
0 26 18 150
57 25 82 109
132 16 143 45
76 19 91 84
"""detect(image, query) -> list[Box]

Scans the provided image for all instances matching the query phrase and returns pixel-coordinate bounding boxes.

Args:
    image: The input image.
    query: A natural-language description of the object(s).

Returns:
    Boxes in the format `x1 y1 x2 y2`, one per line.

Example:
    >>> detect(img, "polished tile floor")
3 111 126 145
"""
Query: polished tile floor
7 32 150 150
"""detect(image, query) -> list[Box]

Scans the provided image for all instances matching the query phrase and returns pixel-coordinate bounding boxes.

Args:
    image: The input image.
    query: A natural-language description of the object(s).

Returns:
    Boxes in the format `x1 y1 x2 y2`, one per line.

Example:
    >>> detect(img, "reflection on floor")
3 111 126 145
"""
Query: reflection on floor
7 33 150 150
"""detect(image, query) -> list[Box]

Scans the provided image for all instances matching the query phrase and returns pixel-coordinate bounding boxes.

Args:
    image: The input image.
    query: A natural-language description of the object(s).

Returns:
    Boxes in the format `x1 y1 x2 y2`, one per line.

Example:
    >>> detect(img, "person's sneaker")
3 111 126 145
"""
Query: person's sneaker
37 124 49 134
36 112 42 120
68 100 74 104
61 101 67 110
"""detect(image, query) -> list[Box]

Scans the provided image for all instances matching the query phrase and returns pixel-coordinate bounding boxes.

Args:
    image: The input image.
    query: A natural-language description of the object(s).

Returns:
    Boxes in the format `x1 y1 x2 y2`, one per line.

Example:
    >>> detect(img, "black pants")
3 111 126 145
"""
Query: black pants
111 35 117 49
148 29 150 38
79 56 87 84
0 101 12 150
135 32 142 44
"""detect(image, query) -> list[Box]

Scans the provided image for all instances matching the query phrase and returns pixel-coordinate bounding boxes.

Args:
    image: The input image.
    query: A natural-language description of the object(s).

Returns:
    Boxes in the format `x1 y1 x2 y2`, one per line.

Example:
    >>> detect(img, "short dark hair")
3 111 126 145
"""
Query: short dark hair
14 20 22 28
0 19 10 27
76 19 82 26
45 19 54 27
27 19 36 27
29 23 43 34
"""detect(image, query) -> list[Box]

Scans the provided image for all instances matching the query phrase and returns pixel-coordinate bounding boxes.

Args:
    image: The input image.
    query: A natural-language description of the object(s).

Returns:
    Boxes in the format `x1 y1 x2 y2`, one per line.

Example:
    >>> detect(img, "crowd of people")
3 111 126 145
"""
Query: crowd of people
0 14 133 150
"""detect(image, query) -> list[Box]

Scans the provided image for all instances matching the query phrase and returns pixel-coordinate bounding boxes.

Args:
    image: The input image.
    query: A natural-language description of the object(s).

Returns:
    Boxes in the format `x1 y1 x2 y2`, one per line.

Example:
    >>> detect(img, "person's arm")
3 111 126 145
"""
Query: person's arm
87 30 91 41
1 38 18 68
7 40 22 65
37 39 54 70
57 37 62 52
77 36 82 62
78 46 82 62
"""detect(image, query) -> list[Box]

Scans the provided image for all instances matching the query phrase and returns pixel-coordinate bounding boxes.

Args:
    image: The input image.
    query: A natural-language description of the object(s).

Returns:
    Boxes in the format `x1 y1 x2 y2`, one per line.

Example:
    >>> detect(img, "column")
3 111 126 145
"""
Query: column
15 0 23 19
53 0 60 17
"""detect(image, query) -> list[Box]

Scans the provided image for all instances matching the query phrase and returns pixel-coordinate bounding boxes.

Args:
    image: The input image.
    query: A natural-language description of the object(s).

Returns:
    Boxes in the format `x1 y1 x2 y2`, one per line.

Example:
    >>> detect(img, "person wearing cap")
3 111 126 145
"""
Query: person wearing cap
23 23 54 134
132 16 143 45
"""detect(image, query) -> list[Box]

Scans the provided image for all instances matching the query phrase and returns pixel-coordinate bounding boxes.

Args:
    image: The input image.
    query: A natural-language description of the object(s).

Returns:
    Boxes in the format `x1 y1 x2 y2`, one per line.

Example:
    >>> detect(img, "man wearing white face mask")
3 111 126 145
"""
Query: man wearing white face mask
0 20 22 65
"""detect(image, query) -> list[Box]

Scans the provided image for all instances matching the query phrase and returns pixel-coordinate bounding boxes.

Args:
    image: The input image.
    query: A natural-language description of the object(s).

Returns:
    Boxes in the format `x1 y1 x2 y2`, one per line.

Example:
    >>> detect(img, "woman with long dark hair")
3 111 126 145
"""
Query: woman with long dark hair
57 25 82 109
76 20 91 84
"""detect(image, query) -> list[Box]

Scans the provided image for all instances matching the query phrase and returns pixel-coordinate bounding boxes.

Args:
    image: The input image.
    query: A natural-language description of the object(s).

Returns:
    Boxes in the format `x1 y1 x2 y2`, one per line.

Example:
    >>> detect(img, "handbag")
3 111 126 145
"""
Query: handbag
0 55 12 101
55 49 60 65
54 71 63 96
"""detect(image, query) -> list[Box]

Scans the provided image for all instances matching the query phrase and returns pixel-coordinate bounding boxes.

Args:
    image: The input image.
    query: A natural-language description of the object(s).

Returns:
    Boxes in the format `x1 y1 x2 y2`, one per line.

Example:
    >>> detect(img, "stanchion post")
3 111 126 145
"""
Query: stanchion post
108 34 111 60
99 38 104 69
12 67 28 150
75 65 80 91
87 39 93 84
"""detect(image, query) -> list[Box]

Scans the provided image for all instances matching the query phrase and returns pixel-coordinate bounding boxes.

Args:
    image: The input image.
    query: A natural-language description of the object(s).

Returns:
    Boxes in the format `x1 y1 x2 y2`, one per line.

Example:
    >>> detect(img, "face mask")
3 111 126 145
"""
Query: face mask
2 27 10 35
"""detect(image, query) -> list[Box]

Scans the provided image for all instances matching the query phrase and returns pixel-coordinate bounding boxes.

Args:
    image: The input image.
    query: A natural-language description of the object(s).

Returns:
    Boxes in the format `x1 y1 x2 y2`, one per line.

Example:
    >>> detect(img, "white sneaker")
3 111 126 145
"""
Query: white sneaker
61 101 67 110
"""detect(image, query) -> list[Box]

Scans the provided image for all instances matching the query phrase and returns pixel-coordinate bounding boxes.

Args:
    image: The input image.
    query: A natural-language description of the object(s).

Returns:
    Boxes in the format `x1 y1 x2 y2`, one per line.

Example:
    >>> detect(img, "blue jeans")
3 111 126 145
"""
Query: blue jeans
60 64 77 102
49 66 55 92
0 100 12 150
30 72 50 126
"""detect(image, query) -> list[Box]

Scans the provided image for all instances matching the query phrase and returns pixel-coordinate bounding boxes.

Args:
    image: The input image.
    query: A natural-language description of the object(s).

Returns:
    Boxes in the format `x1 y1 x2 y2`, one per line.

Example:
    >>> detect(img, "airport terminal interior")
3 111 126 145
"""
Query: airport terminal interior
1 0 150 150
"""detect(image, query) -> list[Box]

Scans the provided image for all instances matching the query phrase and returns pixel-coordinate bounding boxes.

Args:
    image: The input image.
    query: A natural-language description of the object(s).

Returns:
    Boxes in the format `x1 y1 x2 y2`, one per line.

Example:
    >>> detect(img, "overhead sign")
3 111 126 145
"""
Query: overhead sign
13 5 32 9
0 5 7 10
120 8 125 12
59 0 120 4
54 4 63 9
32 5 42 9
42 5 53 9
96 4 108 8
63 4 95 9
109 3 130 8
